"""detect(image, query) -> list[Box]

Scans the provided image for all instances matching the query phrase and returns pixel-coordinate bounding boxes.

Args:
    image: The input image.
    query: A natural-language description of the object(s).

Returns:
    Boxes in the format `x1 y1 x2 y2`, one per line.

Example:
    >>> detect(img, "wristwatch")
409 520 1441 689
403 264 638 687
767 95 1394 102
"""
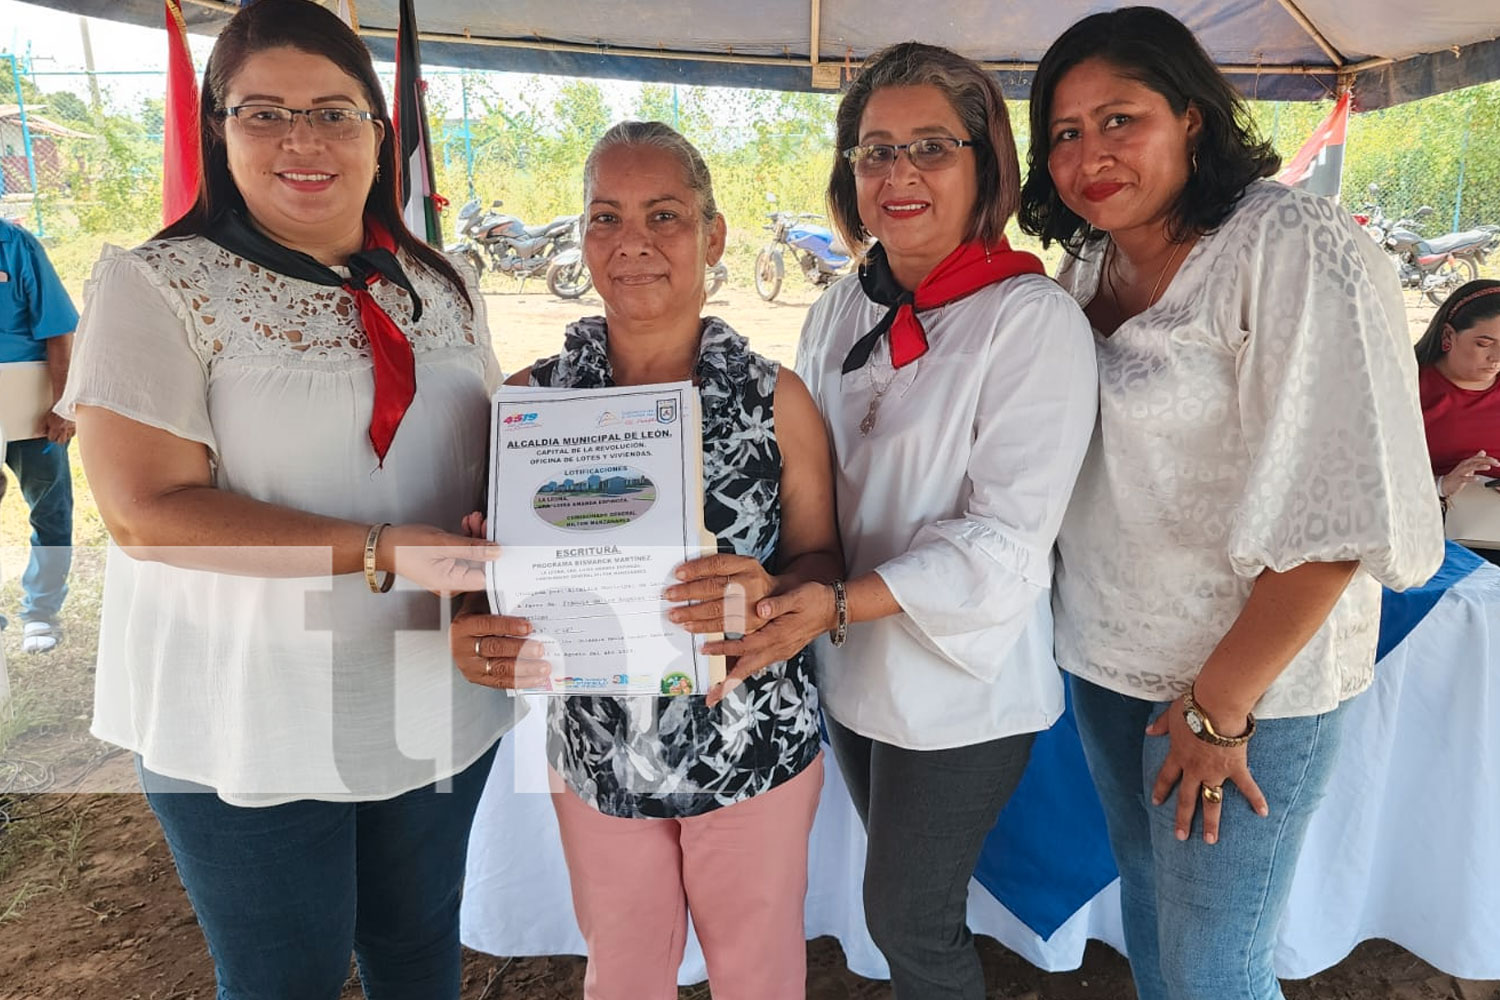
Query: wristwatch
1182 686 1255 747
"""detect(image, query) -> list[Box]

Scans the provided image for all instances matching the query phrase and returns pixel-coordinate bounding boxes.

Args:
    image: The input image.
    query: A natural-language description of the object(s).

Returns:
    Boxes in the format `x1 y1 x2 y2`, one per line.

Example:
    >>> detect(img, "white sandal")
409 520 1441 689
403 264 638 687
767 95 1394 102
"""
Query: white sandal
21 621 59 654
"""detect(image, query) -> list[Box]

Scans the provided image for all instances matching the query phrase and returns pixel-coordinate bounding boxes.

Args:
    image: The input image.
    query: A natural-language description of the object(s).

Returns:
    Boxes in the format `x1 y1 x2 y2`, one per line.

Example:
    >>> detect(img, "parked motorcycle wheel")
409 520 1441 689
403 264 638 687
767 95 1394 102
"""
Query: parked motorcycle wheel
1425 256 1478 306
705 263 728 298
462 248 486 281
754 249 784 302
546 259 593 299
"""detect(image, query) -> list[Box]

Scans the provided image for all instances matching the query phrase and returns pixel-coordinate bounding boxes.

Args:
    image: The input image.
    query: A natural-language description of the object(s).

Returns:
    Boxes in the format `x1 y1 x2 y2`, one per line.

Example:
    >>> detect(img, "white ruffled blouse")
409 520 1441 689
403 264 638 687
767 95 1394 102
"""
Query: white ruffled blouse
61 235 519 805
1052 180 1446 718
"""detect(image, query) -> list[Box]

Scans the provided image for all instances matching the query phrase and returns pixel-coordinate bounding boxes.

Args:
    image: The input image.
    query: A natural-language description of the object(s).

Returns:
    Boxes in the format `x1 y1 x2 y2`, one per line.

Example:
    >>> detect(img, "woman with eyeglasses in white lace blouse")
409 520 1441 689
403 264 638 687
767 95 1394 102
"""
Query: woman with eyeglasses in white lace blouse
57 3 521 997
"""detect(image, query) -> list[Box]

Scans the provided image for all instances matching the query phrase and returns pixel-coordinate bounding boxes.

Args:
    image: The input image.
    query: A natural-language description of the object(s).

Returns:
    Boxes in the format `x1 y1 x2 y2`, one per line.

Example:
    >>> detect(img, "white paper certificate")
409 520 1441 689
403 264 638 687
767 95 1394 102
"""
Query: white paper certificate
486 381 723 696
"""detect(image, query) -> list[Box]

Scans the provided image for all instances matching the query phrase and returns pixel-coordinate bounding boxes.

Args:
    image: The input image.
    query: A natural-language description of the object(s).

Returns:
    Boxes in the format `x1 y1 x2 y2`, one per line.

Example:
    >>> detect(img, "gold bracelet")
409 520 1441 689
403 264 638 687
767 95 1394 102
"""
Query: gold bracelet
364 523 395 594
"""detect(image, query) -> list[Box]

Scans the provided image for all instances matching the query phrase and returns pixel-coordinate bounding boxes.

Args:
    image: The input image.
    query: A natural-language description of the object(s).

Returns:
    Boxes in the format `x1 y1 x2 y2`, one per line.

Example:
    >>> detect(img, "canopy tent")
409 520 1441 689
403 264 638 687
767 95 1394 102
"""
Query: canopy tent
21 0 1500 110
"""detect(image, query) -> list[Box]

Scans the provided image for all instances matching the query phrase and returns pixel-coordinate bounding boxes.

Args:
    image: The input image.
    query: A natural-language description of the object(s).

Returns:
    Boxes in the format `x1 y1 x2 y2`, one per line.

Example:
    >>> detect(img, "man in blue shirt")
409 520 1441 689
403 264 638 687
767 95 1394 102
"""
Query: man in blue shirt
0 217 79 654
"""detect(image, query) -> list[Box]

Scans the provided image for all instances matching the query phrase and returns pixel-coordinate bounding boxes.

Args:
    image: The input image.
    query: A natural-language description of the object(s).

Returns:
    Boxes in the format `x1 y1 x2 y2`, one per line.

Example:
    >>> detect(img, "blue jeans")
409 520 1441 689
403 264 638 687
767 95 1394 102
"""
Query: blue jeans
2 437 73 627
140 742 499 1000
1070 675 1349 1000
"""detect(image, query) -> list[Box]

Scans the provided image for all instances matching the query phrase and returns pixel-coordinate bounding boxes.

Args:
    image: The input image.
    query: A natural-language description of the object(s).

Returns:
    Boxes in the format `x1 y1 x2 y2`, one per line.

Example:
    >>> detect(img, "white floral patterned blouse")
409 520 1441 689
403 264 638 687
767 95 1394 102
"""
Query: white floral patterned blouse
1052 180 1446 718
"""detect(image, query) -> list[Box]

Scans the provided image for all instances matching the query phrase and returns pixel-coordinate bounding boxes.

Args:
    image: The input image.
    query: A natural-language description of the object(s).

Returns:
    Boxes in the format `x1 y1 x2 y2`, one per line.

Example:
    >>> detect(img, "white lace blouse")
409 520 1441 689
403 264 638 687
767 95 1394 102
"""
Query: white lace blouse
61 235 519 805
1052 180 1446 718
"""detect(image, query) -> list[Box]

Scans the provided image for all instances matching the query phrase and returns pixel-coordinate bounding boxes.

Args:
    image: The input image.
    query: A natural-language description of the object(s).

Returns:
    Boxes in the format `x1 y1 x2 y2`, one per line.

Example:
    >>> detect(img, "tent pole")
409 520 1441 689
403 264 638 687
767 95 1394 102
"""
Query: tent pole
810 0 821 67
1272 0 1345 67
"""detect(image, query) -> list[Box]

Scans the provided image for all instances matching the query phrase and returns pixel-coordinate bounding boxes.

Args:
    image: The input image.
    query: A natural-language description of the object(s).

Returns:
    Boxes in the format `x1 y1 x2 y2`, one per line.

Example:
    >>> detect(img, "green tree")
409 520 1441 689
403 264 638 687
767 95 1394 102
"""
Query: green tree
634 83 677 125
552 80 611 148
43 90 90 125
65 112 163 234
0 59 44 108
140 97 165 139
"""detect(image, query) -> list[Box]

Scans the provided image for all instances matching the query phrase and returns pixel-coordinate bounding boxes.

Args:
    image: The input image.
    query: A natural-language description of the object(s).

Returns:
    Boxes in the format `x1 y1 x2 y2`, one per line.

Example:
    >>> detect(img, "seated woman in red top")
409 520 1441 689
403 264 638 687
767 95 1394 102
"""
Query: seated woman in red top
1416 278 1500 562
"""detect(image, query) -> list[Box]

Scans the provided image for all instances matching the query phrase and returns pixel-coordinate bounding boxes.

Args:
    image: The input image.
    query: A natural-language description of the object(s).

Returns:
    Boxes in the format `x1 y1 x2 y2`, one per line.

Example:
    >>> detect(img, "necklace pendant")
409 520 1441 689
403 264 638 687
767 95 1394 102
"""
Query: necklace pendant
859 396 880 435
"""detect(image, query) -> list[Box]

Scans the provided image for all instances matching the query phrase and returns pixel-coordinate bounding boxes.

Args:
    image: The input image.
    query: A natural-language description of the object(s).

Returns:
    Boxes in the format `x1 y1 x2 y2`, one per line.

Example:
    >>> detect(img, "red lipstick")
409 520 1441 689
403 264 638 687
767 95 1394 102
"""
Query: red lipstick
1082 182 1124 202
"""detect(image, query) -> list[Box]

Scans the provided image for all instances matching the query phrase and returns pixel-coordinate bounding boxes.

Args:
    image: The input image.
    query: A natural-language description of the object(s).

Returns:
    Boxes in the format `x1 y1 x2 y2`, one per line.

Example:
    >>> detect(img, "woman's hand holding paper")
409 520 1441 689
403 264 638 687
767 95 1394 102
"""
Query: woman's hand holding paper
665 553 778 637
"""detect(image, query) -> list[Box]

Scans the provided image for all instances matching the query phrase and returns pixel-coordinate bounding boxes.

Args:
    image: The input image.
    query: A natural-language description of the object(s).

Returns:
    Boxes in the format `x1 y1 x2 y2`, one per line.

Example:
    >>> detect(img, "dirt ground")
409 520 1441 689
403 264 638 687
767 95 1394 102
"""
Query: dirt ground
0 282 1491 1000
482 280 822 373
0 786 1495 1000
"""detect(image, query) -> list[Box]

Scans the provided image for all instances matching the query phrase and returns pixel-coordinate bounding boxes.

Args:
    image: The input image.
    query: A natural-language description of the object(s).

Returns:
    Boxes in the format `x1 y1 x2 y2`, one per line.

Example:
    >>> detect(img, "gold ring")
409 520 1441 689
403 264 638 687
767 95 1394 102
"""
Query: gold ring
474 638 484 658
1201 784 1224 804
483 658 494 676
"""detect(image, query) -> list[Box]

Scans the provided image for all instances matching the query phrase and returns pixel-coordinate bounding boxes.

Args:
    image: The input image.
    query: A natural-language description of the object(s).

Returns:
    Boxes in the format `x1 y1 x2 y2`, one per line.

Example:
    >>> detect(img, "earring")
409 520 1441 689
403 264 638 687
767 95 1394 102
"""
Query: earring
1190 149 1199 175
374 164 382 180
1442 337 1453 352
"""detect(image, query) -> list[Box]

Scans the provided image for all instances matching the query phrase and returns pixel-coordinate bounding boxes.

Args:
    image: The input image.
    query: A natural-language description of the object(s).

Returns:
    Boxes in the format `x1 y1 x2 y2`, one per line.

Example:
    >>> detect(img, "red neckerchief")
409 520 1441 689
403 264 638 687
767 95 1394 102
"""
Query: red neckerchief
347 217 418 465
843 238 1046 373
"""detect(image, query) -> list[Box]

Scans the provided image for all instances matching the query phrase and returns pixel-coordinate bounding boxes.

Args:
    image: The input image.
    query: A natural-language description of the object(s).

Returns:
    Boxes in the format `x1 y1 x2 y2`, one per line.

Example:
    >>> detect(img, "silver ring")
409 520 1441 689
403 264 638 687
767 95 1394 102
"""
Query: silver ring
474 638 483 658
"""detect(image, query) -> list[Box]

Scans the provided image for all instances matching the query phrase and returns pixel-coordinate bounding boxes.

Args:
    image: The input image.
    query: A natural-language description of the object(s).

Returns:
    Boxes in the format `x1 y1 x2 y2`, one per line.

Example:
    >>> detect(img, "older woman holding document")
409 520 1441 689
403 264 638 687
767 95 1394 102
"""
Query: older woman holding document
455 120 841 1000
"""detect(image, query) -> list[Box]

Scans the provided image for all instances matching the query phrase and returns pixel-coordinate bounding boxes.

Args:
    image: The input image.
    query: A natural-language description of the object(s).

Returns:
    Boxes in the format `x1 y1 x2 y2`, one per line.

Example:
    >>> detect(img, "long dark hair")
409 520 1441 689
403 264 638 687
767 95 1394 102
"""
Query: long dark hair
1018 6 1281 251
1415 279 1500 365
155 0 469 307
828 42 1021 253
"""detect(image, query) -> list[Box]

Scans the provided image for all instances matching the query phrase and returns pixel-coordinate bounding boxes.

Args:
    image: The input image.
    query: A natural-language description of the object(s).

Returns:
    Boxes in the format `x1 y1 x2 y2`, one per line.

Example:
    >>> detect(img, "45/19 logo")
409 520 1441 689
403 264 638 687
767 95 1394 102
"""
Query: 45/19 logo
503 412 539 426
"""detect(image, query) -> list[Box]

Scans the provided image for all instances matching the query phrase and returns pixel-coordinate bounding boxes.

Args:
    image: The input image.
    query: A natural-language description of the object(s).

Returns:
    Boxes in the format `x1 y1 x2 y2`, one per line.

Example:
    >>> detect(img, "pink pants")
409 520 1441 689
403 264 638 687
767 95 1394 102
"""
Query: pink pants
551 754 824 1000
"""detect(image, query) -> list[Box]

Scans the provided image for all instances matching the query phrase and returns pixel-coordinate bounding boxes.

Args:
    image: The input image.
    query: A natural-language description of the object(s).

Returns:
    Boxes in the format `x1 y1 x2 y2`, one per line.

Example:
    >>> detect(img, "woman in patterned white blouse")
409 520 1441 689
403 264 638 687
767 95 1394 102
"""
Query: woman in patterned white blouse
458 121 841 999
60 3 520 998
1020 8 1445 1000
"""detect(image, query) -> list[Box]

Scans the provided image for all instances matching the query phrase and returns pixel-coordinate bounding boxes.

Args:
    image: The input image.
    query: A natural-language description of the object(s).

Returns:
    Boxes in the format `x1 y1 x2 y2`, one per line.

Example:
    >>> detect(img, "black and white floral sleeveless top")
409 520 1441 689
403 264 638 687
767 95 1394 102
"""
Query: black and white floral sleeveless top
532 316 821 819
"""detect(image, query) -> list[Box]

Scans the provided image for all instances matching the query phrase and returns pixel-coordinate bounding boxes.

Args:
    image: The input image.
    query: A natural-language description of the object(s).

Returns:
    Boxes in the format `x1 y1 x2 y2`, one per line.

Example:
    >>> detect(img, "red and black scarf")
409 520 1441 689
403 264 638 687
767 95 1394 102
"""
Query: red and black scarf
207 211 421 464
842 239 1046 373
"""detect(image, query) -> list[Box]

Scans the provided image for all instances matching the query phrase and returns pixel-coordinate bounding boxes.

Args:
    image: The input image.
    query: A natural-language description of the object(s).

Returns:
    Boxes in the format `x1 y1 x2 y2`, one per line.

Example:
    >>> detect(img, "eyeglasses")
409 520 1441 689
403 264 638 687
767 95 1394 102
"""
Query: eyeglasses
224 105 376 141
841 137 976 176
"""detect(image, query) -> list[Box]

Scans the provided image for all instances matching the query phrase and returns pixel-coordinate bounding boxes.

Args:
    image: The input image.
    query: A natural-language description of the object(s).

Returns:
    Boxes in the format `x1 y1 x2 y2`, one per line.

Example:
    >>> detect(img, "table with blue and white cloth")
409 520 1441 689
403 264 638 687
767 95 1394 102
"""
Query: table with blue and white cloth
460 544 1500 982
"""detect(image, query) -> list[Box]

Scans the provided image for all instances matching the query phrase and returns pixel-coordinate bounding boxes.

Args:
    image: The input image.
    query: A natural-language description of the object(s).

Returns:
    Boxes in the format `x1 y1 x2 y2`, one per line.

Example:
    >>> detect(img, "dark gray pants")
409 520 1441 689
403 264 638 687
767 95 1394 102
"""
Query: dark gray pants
827 715 1034 1000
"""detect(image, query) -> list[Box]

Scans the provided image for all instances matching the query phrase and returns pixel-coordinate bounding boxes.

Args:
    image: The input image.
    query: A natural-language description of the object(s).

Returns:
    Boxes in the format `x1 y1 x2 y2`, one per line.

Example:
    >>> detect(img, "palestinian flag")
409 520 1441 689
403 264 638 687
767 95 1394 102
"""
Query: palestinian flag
393 0 442 245
1277 91 1351 200
162 0 200 225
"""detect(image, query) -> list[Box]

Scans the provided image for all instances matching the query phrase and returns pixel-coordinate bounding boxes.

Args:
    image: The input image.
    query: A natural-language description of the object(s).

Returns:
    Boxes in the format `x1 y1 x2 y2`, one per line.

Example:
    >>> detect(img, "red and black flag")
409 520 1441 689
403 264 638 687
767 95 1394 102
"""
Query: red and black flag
393 0 442 245
1278 91 1352 200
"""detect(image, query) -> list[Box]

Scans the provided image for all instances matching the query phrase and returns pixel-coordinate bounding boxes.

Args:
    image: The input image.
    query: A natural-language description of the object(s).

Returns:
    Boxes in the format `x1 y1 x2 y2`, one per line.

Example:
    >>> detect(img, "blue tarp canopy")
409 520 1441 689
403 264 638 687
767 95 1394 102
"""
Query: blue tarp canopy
24 0 1500 109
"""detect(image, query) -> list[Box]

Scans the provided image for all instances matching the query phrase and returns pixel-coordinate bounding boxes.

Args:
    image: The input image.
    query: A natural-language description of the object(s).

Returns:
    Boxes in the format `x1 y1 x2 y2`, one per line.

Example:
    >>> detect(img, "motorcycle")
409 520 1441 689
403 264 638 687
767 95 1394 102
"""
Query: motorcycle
543 230 593 300
543 248 729 301
1360 186 1494 306
753 209 852 302
449 198 588 296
